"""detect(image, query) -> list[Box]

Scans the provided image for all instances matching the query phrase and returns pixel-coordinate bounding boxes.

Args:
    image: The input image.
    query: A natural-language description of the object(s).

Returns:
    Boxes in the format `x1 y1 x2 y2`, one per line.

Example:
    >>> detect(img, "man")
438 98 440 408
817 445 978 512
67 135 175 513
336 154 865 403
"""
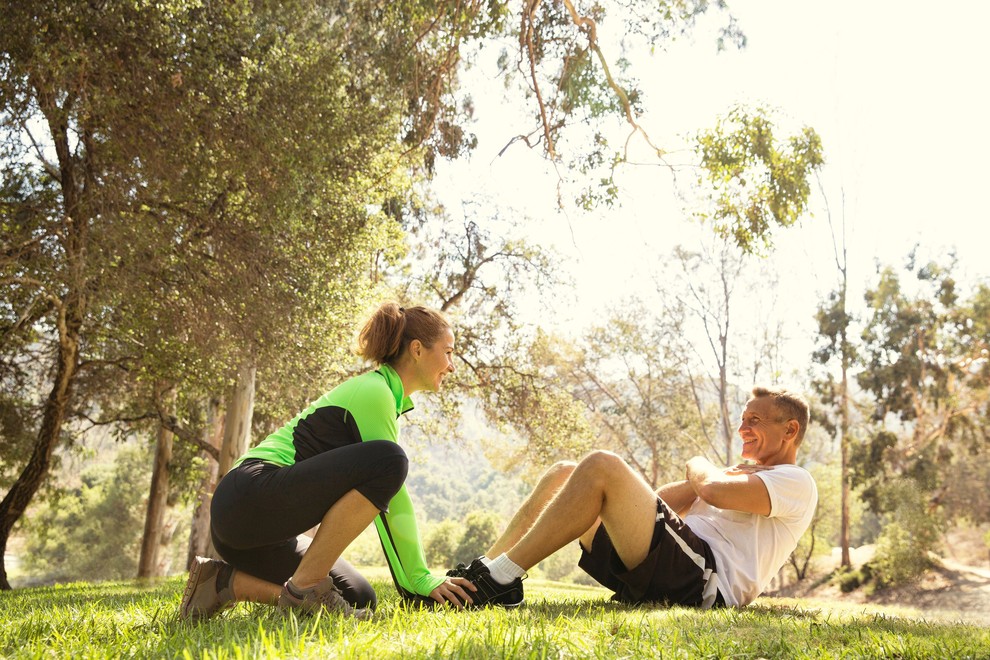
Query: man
458 386 818 609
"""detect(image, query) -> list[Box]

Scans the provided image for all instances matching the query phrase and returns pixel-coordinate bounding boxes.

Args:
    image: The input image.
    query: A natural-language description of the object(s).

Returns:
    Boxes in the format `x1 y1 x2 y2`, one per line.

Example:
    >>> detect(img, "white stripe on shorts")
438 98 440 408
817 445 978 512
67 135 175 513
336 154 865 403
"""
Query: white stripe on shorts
664 522 720 609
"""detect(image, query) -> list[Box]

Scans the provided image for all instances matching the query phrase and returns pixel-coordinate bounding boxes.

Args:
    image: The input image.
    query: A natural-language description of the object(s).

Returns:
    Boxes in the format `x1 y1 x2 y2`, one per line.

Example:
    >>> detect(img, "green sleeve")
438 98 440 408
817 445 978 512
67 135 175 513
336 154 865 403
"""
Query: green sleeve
374 483 445 597
349 383 399 442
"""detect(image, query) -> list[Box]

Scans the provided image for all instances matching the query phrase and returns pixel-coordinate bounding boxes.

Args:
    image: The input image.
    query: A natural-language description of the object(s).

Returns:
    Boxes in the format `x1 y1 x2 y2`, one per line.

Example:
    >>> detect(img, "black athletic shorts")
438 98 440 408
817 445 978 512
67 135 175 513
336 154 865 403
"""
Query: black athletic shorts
578 496 725 608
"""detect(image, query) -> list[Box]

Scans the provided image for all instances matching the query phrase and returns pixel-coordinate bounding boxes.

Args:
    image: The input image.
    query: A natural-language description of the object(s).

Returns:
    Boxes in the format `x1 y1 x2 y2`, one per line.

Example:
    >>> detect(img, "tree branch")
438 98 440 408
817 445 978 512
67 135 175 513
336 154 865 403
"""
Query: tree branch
151 386 220 461
520 0 555 158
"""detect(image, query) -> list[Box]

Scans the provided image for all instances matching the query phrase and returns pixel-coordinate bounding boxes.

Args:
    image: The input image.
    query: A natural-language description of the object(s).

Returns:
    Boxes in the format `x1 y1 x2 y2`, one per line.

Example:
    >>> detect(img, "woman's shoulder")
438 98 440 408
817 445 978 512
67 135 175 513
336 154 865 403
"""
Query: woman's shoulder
327 369 393 407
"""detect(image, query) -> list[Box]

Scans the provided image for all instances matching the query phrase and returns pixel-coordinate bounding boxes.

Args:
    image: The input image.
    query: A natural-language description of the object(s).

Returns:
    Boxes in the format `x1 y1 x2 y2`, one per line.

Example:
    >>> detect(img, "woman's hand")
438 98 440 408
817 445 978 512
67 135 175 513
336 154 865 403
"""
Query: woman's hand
428 577 477 609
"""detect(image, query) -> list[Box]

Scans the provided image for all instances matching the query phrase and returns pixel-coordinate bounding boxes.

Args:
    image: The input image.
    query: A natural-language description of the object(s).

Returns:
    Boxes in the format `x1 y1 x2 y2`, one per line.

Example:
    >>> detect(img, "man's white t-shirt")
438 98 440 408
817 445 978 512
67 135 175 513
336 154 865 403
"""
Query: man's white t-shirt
682 464 817 606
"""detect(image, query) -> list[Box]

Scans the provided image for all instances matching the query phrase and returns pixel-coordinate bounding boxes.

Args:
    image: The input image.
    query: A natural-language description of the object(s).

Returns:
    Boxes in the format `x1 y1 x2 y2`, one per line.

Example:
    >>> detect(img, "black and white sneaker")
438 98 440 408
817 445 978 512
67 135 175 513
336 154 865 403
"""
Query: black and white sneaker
445 560 474 579
458 558 525 608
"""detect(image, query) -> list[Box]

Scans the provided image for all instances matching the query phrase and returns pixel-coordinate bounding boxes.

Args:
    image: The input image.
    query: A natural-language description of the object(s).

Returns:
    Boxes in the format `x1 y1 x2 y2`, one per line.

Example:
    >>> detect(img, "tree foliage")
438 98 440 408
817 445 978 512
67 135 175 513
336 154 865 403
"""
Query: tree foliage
0 0 503 588
509 0 744 206
855 253 989 517
20 445 151 583
836 252 990 586
535 301 708 487
868 480 943 589
693 106 824 255
391 198 596 472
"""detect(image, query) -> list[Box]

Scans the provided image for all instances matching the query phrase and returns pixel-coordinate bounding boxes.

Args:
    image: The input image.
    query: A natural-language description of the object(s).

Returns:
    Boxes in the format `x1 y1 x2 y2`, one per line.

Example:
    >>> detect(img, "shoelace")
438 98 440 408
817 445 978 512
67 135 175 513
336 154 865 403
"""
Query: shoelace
316 584 355 613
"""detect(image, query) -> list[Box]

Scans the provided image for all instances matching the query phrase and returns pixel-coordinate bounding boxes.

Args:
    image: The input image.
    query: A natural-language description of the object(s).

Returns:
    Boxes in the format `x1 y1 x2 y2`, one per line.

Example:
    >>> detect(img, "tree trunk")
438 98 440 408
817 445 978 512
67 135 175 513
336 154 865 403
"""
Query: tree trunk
839 291 852 568
718 253 733 467
138 416 174 578
0 74 91 590
0 310 81 590
218 361 256 478
719 361 731 466
186 397 224 569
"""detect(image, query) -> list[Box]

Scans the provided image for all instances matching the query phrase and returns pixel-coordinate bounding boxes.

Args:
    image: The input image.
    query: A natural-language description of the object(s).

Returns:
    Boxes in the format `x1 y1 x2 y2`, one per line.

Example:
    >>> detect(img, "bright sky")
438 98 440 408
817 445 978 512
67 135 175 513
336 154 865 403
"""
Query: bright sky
434 0 990 374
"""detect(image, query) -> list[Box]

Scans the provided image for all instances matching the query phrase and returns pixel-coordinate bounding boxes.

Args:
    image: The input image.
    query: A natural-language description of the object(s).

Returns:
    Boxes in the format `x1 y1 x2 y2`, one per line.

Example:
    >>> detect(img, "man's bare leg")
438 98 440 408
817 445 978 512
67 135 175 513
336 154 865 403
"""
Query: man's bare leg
505 451 659 573
486 461 576 557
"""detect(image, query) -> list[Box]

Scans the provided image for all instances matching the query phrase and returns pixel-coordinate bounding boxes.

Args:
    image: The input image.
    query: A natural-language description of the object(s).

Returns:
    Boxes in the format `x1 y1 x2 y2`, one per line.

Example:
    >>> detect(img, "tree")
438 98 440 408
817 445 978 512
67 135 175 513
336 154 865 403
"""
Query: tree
392 198 596 470
503 0 744 205
660 106 824 467
185 397 223 570
810 185 857 568
424 520 462 568
455 510 502 564
670 239 748 467
137 413 174 578
544 300 708 487
0 0 498 588
788 462 838 582
851 253 989 581
20 445 151 583
692 105 824 256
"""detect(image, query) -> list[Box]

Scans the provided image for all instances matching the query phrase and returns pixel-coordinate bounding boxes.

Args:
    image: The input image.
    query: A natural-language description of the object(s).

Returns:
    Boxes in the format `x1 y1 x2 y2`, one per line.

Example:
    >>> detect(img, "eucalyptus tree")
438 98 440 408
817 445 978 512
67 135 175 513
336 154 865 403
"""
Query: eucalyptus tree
390 198 595 471
557 300 708 488
855 254 989 525
664 106 823 466
847 255 989 586
0 0 501 587
810 185 858 568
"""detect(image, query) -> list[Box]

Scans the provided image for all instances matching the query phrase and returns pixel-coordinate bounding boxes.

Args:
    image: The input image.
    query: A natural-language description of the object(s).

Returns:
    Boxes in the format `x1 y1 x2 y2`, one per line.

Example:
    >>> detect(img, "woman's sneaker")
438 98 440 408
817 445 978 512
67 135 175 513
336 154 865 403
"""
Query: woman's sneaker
458 558 525 608
278 577 372 620
179 557 235 621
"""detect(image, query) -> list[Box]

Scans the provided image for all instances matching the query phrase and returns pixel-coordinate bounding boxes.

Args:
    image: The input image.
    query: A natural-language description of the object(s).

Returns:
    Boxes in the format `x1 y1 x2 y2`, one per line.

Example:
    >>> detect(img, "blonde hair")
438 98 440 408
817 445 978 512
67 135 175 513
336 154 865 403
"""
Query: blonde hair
750 386 810 445
357 302 450 365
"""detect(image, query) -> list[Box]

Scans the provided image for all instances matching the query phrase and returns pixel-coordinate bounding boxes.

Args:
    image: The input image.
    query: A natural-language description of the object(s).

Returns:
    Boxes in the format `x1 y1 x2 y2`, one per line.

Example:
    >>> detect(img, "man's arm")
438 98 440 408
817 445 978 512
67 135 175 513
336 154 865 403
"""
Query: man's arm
685 456 771 516
656 480 698 517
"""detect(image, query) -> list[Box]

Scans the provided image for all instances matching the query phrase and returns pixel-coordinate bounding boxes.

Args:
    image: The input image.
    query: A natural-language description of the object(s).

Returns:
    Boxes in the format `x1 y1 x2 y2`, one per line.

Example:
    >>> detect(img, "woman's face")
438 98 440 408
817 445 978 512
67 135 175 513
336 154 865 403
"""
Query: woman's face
414 326 456 393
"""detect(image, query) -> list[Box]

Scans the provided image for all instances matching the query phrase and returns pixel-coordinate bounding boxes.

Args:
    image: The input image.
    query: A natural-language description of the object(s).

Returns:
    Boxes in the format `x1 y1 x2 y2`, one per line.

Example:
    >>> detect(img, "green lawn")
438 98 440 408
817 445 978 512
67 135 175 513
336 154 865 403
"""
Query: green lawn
1 571 987 659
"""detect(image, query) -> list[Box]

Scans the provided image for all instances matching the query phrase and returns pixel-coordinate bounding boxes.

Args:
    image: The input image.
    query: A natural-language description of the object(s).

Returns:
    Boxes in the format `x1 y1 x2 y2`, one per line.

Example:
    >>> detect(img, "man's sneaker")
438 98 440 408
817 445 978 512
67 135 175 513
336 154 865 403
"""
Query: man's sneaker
179 556 235 621
278 577 372 620
399 592 444 609
445 560 475 579
459 558 525 608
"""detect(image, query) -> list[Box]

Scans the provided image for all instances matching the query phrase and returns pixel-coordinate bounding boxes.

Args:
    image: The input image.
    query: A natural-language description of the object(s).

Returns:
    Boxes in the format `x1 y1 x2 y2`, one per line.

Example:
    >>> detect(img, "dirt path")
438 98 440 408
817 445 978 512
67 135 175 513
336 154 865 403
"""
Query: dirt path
880 560 990 627
770 558 990 628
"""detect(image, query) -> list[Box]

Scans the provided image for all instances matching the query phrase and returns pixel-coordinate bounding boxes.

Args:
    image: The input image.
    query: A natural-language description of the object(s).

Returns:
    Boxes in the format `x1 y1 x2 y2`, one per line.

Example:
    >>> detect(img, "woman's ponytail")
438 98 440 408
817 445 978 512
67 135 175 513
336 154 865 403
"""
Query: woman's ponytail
358 302 449 365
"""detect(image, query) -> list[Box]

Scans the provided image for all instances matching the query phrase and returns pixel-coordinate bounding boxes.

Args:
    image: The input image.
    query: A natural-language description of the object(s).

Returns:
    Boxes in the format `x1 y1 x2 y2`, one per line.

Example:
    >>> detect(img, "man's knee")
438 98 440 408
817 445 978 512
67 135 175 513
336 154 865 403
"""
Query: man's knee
542 460 577 485
579 450 626 474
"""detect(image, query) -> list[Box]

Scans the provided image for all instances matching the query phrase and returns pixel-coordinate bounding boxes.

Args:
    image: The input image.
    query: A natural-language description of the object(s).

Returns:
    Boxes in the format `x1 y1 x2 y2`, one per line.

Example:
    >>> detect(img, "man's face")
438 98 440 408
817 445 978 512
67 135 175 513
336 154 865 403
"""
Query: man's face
737 397 795 465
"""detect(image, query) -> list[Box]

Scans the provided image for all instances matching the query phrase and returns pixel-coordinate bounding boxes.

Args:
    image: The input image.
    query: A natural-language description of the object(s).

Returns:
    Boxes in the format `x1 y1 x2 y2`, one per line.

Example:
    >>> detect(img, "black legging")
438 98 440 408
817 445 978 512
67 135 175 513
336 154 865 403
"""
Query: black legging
210 439 408 609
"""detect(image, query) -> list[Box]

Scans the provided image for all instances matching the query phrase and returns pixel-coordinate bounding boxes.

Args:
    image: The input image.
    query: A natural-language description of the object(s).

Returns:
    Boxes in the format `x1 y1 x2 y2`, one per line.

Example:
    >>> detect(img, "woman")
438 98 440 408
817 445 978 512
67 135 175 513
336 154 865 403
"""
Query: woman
179 302 476 620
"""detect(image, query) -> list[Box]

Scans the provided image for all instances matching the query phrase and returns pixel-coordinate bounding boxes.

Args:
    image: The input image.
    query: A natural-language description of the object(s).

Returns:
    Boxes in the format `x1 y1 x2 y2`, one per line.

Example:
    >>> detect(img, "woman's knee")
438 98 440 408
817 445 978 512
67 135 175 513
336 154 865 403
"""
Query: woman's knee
331 559 377 609
363 440 409 494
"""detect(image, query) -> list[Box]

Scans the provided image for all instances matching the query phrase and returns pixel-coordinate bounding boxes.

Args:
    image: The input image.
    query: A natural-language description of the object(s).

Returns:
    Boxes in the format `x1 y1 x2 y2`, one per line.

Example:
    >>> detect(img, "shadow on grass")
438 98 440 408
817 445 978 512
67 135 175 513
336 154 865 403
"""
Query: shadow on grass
1 577 177 610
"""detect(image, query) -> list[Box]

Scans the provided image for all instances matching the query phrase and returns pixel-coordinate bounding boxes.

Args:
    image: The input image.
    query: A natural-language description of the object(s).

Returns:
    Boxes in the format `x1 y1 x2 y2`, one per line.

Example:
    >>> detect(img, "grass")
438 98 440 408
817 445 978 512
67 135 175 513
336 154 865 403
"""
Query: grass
1 570 988 659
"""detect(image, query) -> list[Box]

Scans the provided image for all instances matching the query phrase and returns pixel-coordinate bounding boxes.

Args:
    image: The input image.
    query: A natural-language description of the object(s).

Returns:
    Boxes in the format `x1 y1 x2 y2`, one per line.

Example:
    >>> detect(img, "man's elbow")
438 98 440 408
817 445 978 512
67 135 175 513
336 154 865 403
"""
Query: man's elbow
693 481 722 506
